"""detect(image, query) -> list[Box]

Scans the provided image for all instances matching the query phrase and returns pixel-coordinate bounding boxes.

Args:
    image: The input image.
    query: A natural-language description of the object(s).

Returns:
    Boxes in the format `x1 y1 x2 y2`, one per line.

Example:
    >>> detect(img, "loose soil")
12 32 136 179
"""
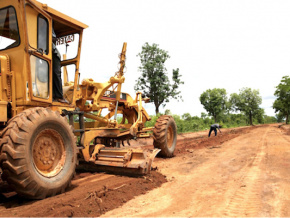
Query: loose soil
1 124 290 217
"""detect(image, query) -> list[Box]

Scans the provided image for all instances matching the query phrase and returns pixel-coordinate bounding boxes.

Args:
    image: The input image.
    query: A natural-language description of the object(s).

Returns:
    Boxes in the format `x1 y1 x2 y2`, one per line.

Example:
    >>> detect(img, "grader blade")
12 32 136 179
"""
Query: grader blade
92 147 160 175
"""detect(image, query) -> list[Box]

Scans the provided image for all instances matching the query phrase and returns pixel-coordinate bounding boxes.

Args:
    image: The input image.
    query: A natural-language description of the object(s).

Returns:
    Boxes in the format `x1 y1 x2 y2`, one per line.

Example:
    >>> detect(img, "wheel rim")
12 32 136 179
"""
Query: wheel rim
167 125 174 148
32 129 66 177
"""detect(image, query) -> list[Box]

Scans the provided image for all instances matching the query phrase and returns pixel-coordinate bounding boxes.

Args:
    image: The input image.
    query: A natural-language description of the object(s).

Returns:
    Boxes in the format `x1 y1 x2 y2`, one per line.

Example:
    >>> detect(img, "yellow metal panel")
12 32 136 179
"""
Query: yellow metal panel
0 101 8 122
25 4 38 49
0 1 27 106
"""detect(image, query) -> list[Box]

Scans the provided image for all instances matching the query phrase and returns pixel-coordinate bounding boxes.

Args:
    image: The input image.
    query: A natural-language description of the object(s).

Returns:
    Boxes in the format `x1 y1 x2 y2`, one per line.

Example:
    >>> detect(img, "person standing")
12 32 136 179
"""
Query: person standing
208 124 222 137
52 27 68 103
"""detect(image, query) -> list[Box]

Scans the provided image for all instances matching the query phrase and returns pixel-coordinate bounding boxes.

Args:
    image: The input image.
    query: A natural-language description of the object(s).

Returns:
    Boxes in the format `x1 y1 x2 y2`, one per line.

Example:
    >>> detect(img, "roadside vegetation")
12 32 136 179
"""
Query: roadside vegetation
145 111 277 134
273 76 290 124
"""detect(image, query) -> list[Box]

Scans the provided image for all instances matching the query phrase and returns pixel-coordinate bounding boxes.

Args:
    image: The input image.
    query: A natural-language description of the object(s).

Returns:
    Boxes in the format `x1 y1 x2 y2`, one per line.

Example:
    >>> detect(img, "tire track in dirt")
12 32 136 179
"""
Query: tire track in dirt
222 127 269 217
73 174 115 186
259 126 290 217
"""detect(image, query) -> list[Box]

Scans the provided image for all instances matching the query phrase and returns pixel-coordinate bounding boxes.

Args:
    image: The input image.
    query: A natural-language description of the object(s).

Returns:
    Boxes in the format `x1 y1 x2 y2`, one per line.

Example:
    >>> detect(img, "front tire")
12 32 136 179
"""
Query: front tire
153 115 177 157
0 108 77 199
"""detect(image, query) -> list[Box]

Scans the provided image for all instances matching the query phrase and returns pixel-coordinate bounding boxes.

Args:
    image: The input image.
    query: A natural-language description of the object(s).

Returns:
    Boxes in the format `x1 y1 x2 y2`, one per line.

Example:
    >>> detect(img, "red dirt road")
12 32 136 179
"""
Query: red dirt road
1 124 290 217
104 124 290 217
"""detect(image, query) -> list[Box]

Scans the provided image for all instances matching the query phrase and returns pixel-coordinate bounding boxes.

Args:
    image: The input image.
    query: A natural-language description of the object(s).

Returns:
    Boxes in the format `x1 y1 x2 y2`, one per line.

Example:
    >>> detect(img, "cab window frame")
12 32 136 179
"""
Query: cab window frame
30 54 50 99
0 5 21 51
37 14 48 55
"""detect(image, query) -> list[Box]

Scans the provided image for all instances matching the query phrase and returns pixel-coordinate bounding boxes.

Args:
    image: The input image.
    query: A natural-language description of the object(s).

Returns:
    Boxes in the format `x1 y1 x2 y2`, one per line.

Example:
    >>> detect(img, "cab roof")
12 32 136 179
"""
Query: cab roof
30 0 88 31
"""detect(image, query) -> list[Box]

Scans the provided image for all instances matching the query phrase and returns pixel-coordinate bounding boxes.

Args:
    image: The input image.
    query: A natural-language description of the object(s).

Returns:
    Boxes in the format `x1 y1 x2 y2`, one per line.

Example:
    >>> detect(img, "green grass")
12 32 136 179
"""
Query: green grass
144 113 277 134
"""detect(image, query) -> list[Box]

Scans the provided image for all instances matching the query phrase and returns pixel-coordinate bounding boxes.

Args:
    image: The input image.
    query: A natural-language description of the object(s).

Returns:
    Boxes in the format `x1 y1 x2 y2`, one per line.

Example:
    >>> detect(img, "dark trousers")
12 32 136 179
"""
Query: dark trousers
52 54 63 99
208 127 217 137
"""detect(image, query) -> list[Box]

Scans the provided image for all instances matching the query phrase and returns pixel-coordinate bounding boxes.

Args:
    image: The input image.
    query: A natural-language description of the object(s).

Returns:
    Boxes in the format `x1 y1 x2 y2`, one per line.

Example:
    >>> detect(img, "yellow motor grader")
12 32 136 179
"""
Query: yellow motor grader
0 0 177 199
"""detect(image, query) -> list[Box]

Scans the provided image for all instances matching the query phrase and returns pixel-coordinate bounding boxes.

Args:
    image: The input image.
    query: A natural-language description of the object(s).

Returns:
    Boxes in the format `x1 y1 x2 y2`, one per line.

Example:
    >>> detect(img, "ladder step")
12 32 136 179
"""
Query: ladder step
97 154 124 159
97 157 124 163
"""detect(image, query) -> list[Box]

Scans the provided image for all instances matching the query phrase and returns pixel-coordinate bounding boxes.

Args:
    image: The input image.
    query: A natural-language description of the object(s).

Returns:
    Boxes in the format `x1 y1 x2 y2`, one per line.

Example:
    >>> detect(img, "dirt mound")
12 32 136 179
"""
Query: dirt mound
175 126 257 155
0 171 166 217
278 124 290 135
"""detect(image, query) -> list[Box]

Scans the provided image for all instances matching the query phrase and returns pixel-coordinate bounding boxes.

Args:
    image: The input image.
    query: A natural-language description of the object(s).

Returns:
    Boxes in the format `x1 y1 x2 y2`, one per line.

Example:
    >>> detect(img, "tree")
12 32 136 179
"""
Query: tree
255 108 265 124
199 88 227 122
273 76 290 124
135 43 183 115
201 112 207 119
275 111 285 123
182 113 192 121
263 115 277 124
164 109 172 115
229 87 262 125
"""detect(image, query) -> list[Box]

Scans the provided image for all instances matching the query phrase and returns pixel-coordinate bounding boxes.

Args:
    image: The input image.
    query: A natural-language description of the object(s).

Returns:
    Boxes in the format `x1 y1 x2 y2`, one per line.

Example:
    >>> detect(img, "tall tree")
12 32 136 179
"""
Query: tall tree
135 43 183 115
273 76 290 124
229 87 262 125
199 88 227 122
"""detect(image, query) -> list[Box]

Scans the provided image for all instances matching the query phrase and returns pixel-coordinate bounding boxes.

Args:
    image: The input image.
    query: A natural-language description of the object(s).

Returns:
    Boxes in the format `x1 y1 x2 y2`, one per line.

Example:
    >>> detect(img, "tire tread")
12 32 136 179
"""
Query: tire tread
153 115 177 157
0 108 77 199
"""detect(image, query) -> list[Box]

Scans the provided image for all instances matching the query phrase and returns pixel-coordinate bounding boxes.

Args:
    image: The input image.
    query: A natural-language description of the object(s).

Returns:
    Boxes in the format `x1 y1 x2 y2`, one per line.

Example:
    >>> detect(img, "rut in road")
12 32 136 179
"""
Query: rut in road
222 127 269 217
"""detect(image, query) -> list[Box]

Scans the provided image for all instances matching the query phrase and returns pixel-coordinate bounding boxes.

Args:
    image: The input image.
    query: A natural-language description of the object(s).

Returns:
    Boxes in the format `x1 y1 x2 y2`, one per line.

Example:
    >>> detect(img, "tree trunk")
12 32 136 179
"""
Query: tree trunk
154 97 160 115
249 111 253 125
155 105 159 115
214 114 217 123
286 113 289 124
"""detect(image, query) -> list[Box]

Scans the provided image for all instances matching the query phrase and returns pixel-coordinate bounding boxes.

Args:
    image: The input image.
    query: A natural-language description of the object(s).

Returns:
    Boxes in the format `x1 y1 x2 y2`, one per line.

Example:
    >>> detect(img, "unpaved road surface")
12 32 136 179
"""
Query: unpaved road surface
1 124 290 217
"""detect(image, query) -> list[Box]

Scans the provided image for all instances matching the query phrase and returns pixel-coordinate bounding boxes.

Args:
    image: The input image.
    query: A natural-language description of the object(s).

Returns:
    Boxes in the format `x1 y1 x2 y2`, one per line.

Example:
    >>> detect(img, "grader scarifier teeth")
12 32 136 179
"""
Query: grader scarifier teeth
93 148 160 175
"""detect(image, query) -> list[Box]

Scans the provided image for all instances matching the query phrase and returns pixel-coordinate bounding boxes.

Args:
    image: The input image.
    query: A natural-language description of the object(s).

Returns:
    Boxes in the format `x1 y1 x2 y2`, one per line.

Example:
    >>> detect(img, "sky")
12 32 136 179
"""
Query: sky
38 0 290 117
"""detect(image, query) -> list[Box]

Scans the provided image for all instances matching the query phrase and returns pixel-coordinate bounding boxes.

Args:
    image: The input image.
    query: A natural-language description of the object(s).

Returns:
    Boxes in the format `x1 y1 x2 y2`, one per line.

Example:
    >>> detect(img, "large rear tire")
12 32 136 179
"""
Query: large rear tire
153 115 177 157
0 108 77 199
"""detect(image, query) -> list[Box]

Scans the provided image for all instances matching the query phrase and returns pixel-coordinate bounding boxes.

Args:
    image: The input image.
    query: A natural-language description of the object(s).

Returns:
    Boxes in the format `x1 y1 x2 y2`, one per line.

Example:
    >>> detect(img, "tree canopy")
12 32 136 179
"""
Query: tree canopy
135 42 183 115
199 88 227 122
229 87 262 125
273 76 290 124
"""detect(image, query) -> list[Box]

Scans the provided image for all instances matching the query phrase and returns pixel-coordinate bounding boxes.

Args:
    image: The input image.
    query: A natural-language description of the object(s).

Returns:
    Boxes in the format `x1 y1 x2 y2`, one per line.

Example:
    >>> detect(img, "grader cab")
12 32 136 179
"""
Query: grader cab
0 0 177 199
